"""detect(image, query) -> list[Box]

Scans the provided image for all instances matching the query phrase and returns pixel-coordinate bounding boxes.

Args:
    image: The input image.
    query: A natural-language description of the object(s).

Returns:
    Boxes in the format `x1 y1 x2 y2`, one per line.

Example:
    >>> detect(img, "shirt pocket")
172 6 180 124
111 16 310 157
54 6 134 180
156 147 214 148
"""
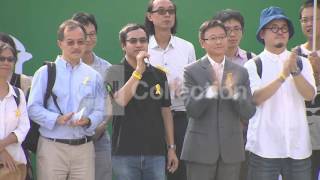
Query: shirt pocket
78 81 95 98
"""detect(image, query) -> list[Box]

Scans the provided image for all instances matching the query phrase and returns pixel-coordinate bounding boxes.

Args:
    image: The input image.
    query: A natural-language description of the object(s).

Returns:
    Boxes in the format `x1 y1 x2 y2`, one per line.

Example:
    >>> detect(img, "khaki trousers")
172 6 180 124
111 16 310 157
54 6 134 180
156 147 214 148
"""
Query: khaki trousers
37 136 95 180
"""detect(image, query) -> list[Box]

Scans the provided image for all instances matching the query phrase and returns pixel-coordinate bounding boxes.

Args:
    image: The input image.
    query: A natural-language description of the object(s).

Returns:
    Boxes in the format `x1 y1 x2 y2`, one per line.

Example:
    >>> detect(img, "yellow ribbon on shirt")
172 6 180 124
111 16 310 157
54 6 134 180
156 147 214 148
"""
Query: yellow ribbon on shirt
16 109 21 118
155 65 169 74
155 84 161 95
83 76 90 85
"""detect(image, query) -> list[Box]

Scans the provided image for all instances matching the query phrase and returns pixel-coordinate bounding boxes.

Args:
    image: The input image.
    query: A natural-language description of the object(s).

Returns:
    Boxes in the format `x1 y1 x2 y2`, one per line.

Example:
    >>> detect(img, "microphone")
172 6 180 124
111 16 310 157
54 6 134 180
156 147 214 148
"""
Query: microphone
144 58 150 67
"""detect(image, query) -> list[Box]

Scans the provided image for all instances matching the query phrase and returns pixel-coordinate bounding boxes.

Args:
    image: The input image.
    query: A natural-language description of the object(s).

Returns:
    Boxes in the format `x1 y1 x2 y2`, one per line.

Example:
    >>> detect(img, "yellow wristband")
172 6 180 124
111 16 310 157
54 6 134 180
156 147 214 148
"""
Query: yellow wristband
132 71 142 80
278 73 286 83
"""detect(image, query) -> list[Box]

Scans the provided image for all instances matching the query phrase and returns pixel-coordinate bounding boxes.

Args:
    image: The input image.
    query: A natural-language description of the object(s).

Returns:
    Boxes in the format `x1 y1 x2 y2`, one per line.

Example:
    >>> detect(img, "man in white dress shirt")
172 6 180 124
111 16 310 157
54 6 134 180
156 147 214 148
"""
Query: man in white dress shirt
144 0 196 179
244 6 316 180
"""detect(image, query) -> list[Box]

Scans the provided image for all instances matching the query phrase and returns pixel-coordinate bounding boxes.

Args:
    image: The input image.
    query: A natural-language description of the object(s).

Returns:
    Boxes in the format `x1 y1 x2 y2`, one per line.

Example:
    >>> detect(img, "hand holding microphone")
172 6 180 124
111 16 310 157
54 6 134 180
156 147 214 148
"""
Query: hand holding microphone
136 51 150 74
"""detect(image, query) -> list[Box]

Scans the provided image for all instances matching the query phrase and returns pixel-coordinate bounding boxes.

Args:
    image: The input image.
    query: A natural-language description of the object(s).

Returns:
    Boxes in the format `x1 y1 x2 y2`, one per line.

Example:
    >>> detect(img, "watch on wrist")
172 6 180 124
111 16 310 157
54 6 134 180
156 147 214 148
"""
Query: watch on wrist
86 118 92 127
167 144 176 150
291 68 301 77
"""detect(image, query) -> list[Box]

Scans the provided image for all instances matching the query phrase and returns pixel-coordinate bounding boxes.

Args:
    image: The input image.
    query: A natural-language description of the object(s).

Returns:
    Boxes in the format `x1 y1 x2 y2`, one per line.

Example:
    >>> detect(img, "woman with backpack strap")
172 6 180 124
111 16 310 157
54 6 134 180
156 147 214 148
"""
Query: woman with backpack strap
0 41 30 180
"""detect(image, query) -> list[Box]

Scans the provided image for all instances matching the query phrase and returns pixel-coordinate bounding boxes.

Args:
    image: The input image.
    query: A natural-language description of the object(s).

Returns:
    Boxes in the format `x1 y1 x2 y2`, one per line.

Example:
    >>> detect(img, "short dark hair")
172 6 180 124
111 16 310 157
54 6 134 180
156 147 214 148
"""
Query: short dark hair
199 20 227 40
57 19 87 41
119 23 149 45
213 9 245 29
0 41 17 60
72 12 98 33
299 0 320 19
144 0 177 35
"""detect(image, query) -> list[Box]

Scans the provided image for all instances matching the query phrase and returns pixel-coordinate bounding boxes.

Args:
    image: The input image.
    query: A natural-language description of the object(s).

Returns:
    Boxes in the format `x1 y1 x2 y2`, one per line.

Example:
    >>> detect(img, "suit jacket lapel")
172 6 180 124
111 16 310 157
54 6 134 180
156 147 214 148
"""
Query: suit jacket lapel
199 56 215 84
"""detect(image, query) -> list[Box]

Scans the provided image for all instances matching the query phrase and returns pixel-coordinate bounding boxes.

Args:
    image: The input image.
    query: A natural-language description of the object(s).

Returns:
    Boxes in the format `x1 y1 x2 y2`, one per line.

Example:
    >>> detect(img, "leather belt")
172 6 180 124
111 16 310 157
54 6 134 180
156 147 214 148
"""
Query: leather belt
46 136 93 145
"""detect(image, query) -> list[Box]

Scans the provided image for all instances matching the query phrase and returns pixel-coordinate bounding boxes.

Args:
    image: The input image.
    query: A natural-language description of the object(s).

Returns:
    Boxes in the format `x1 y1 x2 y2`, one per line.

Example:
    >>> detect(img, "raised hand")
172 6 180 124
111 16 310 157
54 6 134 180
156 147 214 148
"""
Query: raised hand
136 51 149 74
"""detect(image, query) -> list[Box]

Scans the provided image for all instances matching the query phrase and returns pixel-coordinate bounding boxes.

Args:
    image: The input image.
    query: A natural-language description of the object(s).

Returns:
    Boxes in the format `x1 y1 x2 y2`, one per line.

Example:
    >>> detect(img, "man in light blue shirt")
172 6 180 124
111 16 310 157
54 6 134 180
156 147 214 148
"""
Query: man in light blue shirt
27 19 104 180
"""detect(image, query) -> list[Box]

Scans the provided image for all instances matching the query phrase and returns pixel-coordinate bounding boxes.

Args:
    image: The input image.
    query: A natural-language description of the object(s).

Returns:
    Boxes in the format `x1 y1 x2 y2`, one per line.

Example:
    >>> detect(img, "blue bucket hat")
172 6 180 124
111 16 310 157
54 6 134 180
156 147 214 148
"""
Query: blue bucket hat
256 6 294 44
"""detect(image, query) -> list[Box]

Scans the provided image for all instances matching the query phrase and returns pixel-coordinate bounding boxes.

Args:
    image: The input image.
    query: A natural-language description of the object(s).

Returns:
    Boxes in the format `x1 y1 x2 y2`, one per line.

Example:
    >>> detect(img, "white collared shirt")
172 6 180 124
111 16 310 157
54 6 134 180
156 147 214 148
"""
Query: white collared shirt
0 84 30 164
244 49 316 159
148 35 196 111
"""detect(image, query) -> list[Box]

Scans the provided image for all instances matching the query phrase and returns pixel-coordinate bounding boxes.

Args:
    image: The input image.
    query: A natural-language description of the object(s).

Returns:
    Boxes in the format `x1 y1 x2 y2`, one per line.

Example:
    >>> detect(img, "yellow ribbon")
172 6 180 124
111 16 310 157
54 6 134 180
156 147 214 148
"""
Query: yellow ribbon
155 65 169 74
83 76 90 85
155 84 161 95
16 109 21 118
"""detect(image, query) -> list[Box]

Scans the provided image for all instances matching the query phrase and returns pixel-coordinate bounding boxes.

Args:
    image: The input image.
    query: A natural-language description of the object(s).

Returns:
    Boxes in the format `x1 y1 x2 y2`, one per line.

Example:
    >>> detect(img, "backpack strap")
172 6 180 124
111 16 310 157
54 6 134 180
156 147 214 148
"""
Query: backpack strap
12 86 20 107
253 56 262 78
10 73 21 88
296 46 308 58
246 51 253 60
297 56 303 71
43 62 63 115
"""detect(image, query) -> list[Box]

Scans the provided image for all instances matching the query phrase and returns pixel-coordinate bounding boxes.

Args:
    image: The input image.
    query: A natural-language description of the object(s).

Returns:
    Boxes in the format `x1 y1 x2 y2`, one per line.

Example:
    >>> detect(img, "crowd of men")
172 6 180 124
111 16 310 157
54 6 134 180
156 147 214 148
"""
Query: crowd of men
0 0 320 180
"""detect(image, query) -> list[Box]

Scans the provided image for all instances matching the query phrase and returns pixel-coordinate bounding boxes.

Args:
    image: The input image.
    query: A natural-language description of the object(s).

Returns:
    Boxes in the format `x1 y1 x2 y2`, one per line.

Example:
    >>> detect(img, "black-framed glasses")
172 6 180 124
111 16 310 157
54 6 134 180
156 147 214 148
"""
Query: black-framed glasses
306 110 320 116
264 26 289 34
202 35 227 43
126 37 148 44
226 26 242 35
0 56 17 63
86 32 97 39
151 8 176 15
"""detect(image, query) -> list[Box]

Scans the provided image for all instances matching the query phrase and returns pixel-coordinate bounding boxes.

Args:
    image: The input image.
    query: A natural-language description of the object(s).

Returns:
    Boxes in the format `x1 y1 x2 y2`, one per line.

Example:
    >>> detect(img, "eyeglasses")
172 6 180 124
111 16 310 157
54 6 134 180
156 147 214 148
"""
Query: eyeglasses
306 110 320 116
0 56 17 63
64 40 86 46
126 37 148 44
86 32 97 39
151 8 176 15
264 26 289 34
225 26 242 35
202 35 227 43
300 16 320 24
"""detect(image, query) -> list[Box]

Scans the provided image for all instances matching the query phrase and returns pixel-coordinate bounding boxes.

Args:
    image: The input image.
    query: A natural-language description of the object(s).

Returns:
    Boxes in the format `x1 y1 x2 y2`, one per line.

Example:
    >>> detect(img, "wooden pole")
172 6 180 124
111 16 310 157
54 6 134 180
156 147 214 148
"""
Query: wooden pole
313 0 318 51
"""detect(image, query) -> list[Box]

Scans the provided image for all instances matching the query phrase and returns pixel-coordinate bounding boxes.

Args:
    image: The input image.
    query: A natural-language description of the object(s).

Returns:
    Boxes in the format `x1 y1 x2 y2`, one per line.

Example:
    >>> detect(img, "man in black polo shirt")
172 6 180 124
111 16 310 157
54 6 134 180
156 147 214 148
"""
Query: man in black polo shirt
106 23 178 180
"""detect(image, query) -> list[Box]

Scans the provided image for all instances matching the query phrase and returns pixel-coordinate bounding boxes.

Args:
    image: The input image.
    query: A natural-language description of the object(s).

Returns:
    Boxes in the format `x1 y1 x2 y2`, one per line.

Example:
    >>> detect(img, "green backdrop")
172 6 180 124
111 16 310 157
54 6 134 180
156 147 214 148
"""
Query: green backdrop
1 0 305 75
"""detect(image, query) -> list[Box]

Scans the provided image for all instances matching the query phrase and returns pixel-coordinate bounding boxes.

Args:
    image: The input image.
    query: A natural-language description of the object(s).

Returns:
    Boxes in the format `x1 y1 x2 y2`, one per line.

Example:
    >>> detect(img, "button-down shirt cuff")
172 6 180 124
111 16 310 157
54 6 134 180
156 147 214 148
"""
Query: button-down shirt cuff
12 131 24 144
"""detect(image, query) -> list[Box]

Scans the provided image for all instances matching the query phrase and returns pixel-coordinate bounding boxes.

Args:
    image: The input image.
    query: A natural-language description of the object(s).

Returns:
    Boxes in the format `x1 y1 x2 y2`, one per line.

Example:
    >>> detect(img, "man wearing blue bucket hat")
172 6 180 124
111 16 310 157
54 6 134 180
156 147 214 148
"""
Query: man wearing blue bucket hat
244 6 316 180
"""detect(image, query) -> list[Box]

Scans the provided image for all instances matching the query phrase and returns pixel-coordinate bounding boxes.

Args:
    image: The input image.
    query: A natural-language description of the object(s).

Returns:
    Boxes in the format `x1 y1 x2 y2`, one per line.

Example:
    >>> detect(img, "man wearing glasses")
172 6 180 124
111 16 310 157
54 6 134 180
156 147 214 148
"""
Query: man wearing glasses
181 20 256 180
72 12 112 180
213 9 255 66
27 20 105 180
297 1 320 179
106 23 178 180
244 6 316 180
144 0 196 179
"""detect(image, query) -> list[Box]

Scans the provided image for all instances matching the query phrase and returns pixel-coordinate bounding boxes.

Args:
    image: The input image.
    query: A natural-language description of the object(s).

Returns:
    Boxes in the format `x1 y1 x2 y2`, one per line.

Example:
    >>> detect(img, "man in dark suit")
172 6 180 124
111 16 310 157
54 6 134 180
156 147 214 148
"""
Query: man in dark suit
181 20 256 180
